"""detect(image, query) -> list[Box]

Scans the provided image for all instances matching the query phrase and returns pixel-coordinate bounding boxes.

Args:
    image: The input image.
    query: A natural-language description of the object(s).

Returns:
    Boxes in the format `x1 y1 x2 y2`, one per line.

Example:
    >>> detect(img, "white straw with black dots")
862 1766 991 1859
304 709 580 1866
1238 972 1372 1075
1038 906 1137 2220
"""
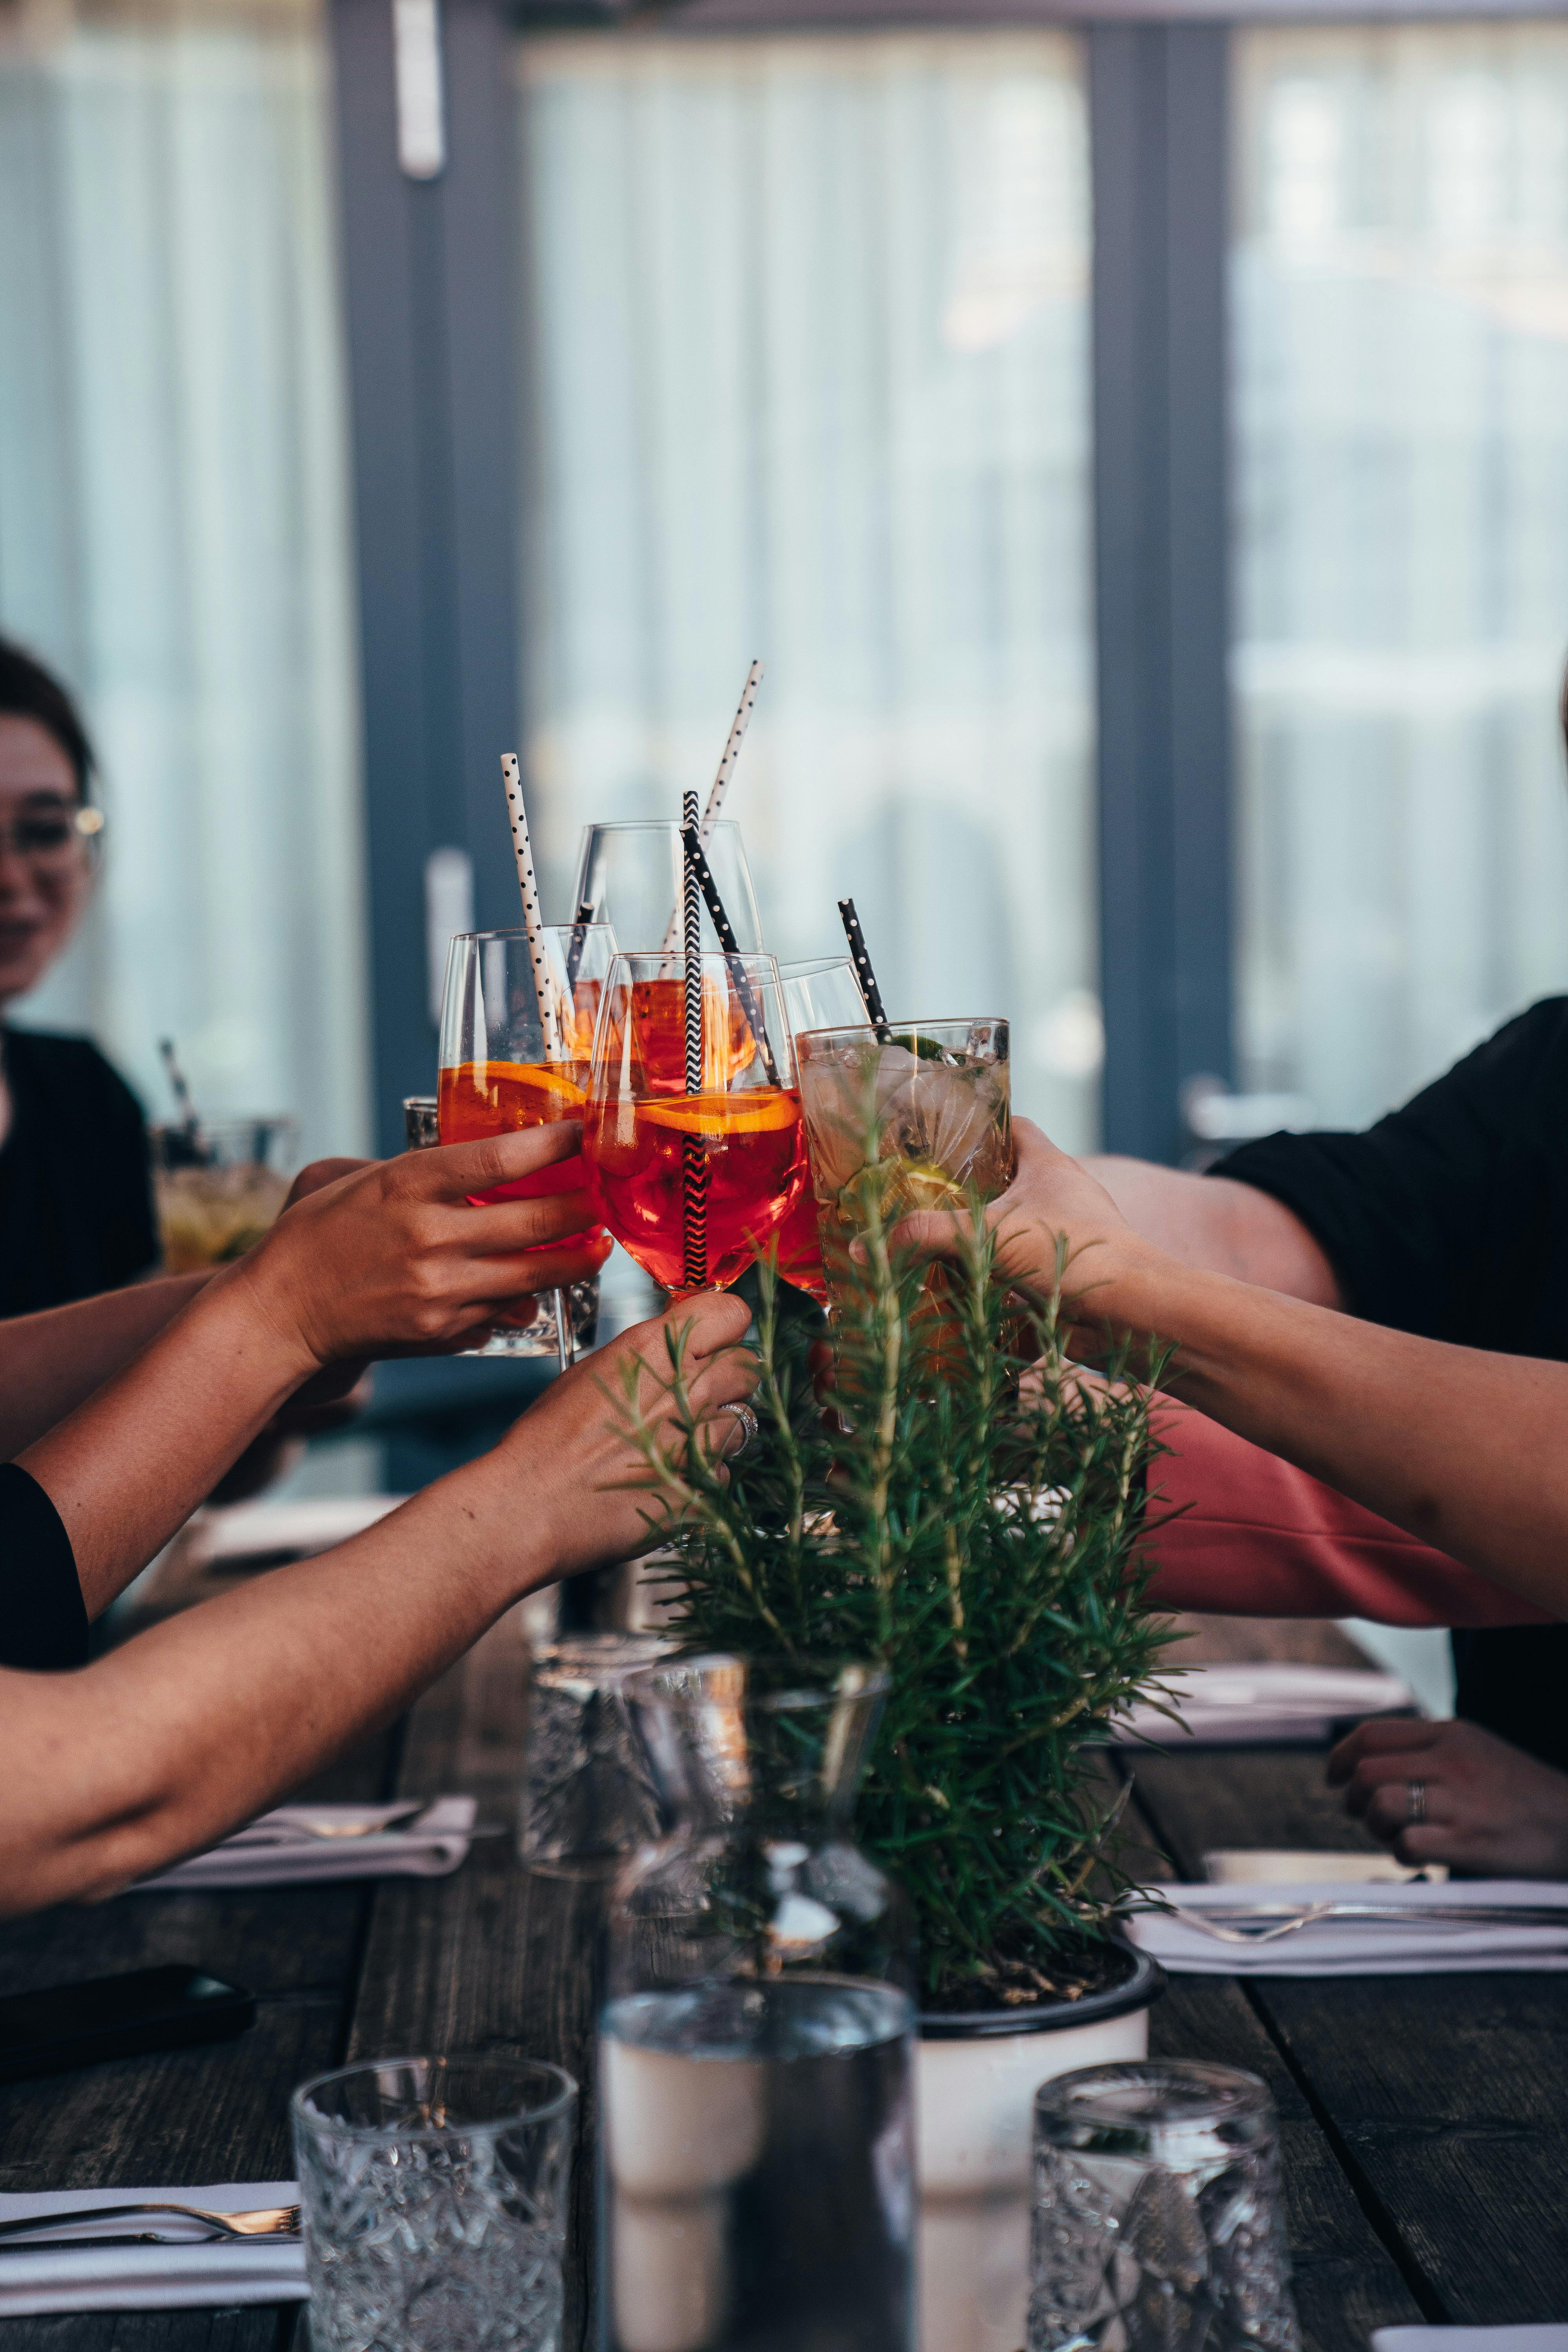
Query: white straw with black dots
661 659 764 952
681 788 708 1290
500 753 561 1060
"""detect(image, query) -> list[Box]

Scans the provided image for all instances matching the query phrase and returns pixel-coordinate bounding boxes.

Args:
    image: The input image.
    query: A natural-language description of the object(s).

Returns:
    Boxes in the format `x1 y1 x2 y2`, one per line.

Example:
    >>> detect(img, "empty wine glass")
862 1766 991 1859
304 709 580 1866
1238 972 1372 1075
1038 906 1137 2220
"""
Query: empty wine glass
571 820 763 955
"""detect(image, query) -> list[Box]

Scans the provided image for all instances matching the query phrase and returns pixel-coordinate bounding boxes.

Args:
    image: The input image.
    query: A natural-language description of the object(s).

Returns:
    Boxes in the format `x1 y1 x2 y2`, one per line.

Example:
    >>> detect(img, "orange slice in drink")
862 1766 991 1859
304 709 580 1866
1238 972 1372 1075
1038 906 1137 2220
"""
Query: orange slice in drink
640 1089 800 1138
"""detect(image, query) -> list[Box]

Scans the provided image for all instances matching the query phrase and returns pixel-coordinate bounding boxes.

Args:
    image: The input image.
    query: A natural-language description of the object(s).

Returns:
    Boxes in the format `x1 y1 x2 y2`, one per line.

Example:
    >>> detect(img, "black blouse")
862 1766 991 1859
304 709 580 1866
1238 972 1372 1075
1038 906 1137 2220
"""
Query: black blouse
0 1464 87 1669
1215 998 1568 1772
0 1027 158 1316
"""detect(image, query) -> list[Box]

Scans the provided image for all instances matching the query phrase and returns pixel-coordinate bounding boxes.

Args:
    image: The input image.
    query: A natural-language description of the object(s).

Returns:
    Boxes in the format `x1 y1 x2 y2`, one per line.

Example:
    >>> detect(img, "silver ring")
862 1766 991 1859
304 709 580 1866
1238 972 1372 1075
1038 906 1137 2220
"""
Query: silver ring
720 1401 759 1456
1406 1779 1426 1826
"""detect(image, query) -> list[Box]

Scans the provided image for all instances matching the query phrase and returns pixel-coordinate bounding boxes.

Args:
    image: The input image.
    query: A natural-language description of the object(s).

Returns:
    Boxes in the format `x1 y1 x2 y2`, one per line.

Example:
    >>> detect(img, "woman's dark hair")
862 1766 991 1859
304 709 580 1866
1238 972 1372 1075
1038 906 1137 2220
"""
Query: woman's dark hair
0 637 95 803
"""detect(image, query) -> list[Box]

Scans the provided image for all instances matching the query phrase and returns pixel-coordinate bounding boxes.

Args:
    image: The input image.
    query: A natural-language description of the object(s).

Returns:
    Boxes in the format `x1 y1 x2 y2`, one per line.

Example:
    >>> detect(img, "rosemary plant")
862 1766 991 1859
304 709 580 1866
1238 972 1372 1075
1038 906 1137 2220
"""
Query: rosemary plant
610 1187 1178 2010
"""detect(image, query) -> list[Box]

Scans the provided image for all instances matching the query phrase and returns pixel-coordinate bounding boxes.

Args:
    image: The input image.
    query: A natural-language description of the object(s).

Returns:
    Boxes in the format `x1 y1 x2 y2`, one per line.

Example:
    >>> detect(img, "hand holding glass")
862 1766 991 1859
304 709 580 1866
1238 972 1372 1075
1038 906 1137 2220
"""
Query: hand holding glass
438 925 616 1357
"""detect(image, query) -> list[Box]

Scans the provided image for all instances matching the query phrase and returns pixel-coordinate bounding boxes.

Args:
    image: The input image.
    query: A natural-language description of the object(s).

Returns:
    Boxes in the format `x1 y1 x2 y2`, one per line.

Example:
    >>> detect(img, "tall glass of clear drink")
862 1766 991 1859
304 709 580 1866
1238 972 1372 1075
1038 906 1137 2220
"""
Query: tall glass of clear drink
795 1018 1013 1320
600 1655 916 2352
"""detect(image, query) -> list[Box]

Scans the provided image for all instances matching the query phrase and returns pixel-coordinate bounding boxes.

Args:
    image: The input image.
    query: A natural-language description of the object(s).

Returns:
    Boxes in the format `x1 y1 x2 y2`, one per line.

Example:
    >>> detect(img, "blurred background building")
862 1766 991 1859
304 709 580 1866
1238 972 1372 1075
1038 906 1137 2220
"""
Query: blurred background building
4 0 1566 1172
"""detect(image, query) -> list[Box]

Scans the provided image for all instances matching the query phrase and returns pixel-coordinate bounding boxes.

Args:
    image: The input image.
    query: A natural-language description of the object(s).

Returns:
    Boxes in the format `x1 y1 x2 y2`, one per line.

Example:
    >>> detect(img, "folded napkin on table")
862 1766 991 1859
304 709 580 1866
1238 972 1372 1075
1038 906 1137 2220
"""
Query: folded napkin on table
1112 1662 1413 1747
130 1797 477 1891
1372 2330 1568 2350
0 2183 305 2316
1125 1879 1568 1976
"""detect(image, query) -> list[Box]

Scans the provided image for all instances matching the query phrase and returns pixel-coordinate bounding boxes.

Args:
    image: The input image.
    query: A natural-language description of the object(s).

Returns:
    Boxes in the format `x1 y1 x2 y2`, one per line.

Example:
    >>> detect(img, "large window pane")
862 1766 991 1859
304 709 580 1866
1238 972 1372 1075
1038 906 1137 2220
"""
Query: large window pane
1233 24 1568 1129
517 30 1099 1148
0 0 368 1158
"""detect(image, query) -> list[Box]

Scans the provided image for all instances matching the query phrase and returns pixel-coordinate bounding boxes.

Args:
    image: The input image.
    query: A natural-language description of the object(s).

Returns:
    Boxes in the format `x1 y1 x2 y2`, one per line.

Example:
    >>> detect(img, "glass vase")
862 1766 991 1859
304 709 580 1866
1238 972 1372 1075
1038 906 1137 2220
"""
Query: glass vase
599 1653 916 2352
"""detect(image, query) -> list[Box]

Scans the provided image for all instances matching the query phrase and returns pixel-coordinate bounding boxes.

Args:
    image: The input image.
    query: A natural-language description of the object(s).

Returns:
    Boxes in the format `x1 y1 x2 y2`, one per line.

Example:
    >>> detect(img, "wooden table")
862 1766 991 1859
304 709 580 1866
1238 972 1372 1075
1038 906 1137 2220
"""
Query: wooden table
3 1619 1565 2352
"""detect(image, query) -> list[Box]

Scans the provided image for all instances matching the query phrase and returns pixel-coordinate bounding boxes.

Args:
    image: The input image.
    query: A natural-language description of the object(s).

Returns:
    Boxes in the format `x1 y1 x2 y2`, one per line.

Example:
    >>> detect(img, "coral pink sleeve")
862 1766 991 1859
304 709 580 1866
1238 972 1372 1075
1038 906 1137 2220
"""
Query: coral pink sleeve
1138 1401 1553 1626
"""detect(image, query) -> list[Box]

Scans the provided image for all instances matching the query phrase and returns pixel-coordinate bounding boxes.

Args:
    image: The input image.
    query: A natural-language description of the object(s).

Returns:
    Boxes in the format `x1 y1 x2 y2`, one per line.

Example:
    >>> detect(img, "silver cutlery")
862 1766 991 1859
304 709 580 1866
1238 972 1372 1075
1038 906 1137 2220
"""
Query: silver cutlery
225 1815 508 1847
1132 1898 1568 1946
0 2201 301 2245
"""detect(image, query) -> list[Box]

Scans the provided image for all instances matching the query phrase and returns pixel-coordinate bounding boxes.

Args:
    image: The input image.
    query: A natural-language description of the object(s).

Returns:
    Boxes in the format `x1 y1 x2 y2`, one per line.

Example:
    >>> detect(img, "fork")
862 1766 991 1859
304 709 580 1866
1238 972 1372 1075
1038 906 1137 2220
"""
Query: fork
0 2201 301 2245
1134 1899 1568 1946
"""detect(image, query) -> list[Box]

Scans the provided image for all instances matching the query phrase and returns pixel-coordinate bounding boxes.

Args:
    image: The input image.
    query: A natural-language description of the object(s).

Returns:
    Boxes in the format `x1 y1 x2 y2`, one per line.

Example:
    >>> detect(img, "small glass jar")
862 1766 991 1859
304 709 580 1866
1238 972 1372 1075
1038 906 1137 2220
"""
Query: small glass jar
1029 2060 1300 2351
599 1653 916 2352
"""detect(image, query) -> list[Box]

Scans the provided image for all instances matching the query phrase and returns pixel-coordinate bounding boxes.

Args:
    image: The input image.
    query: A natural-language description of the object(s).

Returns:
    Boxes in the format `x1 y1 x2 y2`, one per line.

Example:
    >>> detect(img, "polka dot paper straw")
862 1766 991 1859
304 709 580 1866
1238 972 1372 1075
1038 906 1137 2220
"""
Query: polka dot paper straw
682 788 708 1290
501 752 561 1060
661 659 764 953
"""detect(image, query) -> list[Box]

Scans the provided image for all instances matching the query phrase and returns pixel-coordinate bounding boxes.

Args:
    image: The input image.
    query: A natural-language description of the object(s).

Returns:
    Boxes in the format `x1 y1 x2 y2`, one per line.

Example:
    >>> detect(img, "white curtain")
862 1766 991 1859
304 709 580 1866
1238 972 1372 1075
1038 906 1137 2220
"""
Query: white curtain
517 31 1100 1150
0 0 368 1160
1234 24 1568 1131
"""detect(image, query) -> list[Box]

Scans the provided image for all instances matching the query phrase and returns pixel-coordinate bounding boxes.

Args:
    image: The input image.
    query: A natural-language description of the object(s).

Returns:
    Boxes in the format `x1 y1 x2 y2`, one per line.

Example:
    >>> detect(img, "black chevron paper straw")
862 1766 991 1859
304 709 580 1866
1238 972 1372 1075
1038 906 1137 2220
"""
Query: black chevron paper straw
682 791 708 1290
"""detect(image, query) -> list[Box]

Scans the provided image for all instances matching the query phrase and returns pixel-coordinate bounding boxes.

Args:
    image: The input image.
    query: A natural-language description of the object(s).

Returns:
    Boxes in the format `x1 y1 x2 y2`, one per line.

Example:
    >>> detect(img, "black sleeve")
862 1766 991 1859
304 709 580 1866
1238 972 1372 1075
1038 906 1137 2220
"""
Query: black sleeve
0 1464 88 1670
1209 1000 1568 1340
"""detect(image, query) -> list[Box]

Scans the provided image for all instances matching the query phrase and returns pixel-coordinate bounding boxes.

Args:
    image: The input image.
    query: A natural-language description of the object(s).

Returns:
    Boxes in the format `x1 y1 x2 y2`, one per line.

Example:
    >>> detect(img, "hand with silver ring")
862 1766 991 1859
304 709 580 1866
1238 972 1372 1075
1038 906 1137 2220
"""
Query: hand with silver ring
1329 1714 1568 1876
719 1401 760 1457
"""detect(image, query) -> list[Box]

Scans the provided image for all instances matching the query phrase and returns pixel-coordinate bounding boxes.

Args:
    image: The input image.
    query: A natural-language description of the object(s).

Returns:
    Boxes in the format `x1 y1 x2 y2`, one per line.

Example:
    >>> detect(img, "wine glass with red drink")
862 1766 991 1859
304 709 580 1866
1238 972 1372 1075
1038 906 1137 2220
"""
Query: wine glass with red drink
438 922 617 1356
582 950 807 1296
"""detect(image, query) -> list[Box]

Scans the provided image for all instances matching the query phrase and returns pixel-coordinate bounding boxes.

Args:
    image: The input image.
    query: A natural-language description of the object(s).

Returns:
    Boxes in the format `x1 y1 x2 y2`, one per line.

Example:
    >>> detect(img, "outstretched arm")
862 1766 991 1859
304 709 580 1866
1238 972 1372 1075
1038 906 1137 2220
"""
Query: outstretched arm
21 1127 605 1618
0 1275 211 1461
1084 1155 1345 1307
0 1294 756 1916
898 1121 1568 1620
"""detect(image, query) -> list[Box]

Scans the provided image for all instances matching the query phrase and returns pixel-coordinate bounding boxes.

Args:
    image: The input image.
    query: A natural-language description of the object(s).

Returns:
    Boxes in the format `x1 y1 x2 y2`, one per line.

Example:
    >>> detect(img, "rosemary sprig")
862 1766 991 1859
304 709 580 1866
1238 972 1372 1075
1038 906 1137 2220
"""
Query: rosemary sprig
610 1154 1181 2007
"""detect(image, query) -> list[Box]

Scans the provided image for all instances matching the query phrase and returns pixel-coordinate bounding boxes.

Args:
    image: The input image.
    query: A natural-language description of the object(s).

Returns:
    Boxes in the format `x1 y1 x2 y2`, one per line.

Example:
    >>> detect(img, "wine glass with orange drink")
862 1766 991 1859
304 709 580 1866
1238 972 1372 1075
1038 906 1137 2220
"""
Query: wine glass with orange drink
438 923 617 1357
582 950 808 1296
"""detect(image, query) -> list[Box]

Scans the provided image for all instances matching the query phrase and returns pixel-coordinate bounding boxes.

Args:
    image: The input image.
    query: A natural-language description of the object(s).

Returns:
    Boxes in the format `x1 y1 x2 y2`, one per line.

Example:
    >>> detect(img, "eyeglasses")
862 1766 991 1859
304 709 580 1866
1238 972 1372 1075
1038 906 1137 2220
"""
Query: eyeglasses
0 805 104 865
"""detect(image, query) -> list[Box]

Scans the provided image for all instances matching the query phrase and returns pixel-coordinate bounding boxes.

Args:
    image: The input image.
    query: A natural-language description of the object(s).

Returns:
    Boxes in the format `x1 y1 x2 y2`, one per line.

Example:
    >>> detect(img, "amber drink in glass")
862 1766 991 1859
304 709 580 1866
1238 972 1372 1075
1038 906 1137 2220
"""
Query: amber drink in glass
438 924 616 1357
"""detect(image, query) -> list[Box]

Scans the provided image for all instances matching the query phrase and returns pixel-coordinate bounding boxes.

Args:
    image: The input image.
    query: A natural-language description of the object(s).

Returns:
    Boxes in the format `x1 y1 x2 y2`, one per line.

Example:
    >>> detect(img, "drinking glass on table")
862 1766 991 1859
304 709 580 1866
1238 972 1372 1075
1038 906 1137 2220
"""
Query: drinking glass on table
1028 2061 1299 2351
151 1117 300 1272
795 1018 1013 1331
438 924 617 1359
291 2053 577 2352
771 958 872 1305
571 819 762 953
582 950 807 1295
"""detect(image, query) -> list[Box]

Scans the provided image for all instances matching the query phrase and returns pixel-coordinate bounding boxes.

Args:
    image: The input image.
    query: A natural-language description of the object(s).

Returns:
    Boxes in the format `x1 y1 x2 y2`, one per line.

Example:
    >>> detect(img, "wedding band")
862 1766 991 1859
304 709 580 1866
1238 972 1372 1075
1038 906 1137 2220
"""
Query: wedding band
720 1402 759 1456
1406 1779 1427 1826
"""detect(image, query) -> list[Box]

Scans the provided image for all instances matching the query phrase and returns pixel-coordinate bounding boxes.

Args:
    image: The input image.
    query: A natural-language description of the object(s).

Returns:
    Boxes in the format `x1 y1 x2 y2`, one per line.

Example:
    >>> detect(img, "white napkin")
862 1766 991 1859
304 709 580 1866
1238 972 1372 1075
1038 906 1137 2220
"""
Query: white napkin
0 2183 305 2315
1126 1880 1568 1976
1113 1662 1413 1747
1372 2331 1568 2350
129 1797 477 1891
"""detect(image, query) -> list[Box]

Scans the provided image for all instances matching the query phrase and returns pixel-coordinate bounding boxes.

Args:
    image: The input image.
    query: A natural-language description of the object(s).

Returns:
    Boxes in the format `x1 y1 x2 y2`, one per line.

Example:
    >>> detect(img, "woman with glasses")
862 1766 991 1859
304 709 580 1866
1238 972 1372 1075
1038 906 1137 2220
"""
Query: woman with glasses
0 637 150 1315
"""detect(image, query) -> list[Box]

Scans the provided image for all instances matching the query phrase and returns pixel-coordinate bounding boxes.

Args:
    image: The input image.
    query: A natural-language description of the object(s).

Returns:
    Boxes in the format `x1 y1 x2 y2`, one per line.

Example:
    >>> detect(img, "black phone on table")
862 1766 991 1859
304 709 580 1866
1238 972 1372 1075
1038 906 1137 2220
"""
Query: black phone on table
0 1964 255 2084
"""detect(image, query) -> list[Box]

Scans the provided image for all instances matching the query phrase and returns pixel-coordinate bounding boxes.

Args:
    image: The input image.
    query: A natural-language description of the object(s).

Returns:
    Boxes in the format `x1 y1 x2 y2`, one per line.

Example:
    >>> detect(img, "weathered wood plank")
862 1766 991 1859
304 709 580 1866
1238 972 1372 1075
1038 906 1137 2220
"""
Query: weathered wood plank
1116 1771 1426 2348
0 1738 394 2349
1130 1744 1568 2326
